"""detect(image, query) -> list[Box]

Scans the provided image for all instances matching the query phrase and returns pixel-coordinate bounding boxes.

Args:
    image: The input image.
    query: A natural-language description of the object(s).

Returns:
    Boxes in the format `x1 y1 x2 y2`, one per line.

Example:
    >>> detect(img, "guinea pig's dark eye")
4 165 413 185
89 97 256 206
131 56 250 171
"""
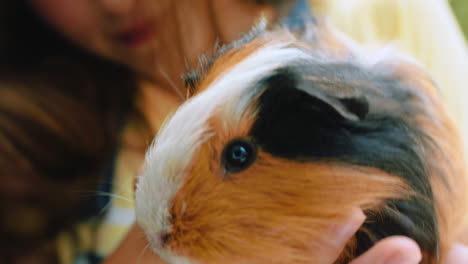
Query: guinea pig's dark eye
222 139 257 173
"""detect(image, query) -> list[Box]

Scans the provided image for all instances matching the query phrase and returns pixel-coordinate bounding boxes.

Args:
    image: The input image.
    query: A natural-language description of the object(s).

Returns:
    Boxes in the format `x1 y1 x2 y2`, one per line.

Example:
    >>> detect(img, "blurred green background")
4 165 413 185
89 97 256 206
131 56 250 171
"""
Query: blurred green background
450 0 468 39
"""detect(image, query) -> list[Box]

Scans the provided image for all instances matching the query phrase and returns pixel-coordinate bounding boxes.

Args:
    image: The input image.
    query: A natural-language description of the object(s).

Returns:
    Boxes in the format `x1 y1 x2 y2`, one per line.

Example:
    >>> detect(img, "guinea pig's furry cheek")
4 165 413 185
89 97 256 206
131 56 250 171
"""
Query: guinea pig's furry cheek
167 147 407 264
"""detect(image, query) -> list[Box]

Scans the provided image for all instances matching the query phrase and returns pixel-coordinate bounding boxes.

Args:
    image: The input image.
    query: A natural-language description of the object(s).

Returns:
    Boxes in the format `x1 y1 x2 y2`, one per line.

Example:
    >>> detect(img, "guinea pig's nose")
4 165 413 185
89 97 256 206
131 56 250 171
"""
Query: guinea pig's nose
148 231 172 249
160 232 171 246
152 231 171 248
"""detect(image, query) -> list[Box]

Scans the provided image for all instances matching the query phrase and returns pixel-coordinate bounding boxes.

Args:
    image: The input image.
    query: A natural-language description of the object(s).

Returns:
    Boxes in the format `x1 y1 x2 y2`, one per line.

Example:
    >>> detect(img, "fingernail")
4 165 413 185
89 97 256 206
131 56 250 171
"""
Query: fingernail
385 249 421 264
384 238 422 264
385 256 419 264
446 243 468 263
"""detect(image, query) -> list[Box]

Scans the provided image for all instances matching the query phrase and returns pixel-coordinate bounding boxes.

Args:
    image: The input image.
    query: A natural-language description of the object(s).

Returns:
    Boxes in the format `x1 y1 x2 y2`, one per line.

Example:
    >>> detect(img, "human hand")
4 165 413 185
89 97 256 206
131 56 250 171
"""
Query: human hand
150 0 275 84
105 211 468 264
107 218 420 264
140 1 278 128
327 210 468 264
107 212 420 264
445 243 468 263
320 210 421 264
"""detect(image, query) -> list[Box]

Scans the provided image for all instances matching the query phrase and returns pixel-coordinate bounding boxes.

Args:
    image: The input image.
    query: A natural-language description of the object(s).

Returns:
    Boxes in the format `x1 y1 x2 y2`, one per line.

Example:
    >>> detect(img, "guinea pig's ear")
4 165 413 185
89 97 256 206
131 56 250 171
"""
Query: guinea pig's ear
261 67 370 122
296 81 369 121
251 66 370 159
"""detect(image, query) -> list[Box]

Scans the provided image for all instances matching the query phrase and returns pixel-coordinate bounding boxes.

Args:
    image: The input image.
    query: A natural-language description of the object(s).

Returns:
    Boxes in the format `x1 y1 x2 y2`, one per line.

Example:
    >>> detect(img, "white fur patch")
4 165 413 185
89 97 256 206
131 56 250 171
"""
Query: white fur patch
135 40 313 262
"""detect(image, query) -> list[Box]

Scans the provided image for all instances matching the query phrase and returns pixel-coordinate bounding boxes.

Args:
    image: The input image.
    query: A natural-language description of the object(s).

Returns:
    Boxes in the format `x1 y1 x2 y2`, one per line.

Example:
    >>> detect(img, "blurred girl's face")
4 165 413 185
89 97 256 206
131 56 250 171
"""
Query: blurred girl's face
29 0 269 84
29 0 175 81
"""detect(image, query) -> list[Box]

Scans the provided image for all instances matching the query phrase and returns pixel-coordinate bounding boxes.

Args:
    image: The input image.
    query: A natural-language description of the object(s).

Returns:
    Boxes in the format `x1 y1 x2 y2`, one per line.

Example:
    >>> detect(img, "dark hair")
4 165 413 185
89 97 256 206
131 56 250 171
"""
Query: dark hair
0 1 142 262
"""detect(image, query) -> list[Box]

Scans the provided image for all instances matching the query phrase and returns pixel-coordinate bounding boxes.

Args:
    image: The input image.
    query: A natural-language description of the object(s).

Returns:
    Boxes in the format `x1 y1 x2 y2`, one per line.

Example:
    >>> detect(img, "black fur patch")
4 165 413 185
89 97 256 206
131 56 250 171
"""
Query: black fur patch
249 64 438 256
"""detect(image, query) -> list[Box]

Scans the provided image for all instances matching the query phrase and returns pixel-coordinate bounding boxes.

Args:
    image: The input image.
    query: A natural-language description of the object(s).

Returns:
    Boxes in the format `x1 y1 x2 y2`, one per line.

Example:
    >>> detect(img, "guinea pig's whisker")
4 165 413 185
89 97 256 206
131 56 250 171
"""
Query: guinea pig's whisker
200 131 216 145
181 201 187 216
95 191 133 203
97 200 113 216
110 181 135 198
158 67 185 101
137 243 151 264
66 190 116 215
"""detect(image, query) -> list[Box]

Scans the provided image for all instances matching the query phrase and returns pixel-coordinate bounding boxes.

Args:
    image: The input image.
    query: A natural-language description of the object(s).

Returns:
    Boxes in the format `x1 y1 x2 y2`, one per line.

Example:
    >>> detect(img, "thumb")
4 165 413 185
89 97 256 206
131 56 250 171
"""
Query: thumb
319 209 365 264
445 243 468 263
350 236 422 264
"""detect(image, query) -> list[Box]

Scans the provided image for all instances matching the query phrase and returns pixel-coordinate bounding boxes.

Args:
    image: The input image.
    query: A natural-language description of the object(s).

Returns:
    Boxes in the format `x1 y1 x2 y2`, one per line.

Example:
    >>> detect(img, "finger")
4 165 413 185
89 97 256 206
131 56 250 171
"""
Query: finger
319 209 365 264
350 236 422 264
445 243 468 264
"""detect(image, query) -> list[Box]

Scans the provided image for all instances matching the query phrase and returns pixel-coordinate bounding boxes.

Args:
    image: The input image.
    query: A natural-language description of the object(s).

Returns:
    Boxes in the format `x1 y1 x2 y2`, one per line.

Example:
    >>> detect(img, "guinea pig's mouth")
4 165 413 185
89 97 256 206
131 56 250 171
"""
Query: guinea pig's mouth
146 230 171 249
148 240 194 264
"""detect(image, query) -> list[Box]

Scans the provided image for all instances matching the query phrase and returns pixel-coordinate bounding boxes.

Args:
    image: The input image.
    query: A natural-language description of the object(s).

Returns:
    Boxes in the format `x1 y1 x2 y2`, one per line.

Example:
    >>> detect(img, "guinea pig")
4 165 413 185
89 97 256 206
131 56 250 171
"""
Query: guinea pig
135 21 467 264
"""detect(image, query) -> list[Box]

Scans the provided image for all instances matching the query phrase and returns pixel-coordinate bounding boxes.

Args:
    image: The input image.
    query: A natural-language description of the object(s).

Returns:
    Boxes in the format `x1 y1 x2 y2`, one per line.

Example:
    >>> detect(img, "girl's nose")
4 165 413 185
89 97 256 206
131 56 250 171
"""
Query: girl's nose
97 0 135 16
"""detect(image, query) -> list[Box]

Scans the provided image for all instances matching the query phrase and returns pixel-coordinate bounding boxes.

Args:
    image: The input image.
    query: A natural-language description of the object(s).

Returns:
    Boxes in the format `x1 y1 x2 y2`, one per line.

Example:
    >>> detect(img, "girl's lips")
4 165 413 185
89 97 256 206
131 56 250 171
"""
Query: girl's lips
114 20 156 47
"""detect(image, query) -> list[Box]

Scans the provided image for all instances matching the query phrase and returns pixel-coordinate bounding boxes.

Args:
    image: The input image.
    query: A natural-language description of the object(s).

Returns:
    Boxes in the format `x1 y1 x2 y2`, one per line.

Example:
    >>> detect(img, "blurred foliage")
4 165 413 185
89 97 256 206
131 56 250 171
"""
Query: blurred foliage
450 0 468 39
